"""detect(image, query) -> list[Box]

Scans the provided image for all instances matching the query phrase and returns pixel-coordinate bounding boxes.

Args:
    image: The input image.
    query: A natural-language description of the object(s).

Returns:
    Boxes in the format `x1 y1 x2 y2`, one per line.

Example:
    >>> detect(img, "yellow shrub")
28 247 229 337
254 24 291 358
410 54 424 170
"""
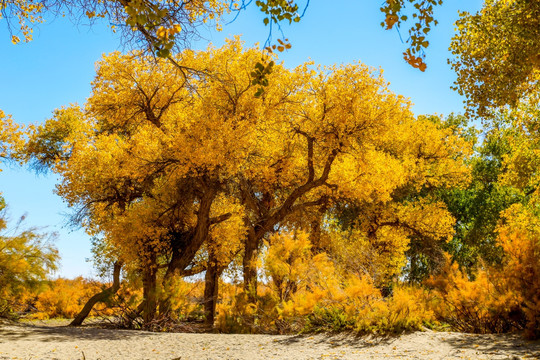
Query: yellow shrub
162 277 204 320
216 230 434 334
426 255 523 334
31 277 108 319
215 283 279 333
425 205 540 339
496 204 540 338
263 230 314 302
262 231 434 334
361 286 435 333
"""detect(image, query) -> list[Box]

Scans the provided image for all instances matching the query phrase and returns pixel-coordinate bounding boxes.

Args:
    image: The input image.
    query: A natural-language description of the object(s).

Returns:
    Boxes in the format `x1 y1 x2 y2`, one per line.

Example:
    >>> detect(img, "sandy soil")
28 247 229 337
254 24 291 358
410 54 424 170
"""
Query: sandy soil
1 320 539 360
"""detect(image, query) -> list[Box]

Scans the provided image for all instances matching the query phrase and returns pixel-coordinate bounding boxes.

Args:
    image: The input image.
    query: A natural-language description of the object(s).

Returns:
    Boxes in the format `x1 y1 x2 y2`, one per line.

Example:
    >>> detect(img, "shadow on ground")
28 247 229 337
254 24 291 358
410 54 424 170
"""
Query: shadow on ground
0 322 153 343
275 332 397 349
275 330 540 358
440 332 540 358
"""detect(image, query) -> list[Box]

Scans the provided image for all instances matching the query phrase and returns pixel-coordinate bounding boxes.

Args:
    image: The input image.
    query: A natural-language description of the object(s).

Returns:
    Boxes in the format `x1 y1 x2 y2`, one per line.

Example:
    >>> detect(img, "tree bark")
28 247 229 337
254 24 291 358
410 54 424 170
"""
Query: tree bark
159 185 219 314
309 204 328 253
142 254 158 324
239 148 338 303
164 186 217 280
70 261 123 326
203 250 220 326
243 231 259 303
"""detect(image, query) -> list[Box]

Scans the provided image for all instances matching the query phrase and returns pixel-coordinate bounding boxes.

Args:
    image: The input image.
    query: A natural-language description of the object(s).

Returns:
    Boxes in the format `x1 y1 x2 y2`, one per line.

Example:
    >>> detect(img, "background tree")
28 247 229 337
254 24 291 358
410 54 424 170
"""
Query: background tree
435 114 526 276
0 199 59 317
332 114 473 286
449 0 540 119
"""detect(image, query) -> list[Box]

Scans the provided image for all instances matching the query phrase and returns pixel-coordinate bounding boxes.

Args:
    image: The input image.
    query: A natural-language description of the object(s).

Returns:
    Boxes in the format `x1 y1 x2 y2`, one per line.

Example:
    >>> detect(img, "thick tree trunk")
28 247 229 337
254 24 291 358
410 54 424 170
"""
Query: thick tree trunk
70 261 123 326
159 186 218 315
164 186 217 281
203 252 220 326
243 231 259 303
142 255 158 324
309 204 328 254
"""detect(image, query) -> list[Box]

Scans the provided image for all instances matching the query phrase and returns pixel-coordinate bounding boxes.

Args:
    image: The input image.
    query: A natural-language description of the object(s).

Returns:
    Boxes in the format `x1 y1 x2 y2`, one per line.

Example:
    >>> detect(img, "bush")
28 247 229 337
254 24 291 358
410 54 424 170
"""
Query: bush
216 231 436 335
496 204 540 339
426 255 524 334
31 277 110 319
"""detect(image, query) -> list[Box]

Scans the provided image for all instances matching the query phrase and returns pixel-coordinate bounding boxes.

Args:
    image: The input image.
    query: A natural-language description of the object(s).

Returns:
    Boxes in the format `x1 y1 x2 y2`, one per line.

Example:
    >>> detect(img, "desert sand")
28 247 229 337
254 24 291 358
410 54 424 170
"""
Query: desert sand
1 320 539 360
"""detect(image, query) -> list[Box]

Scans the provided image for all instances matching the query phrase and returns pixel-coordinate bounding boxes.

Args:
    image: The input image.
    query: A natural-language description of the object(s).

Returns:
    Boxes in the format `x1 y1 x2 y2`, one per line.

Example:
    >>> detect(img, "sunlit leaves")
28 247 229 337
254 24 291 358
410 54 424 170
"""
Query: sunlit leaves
0 0 43 43
0 204 59 317
0 110 23 166
1 0 232 58
380 0 443 71
255 0 301 26
449 0 540 118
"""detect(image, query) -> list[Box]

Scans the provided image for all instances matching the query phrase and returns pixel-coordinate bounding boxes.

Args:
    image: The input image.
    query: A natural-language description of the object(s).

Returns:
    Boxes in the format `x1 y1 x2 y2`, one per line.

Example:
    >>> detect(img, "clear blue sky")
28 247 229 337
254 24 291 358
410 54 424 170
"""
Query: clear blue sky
0 1 482 278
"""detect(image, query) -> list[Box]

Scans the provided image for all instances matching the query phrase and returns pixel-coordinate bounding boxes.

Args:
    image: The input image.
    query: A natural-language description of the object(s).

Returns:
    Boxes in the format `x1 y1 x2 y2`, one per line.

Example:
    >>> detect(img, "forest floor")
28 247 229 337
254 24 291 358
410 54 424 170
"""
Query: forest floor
1 319 539 360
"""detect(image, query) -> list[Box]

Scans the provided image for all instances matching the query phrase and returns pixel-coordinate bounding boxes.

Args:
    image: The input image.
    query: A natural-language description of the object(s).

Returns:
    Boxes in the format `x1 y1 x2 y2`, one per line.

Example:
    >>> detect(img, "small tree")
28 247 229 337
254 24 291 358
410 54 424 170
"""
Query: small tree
0 198 59 317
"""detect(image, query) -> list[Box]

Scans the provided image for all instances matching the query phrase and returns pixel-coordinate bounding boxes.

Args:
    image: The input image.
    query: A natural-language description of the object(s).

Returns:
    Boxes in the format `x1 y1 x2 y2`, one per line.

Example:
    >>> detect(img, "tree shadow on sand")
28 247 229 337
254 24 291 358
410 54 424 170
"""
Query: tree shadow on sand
439 332 540 358
274 332 397 349
0 322 154 343
275 330 540 358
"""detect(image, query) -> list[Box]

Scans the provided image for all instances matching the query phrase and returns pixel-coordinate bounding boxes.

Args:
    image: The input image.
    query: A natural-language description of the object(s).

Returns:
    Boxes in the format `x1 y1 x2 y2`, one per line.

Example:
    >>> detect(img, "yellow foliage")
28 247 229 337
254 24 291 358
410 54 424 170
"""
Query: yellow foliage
22 39 471 330
0 110 24 166
495 204 540 338
31 277 108 319
161 277 204 320
450 0 540 118
426 255 523 334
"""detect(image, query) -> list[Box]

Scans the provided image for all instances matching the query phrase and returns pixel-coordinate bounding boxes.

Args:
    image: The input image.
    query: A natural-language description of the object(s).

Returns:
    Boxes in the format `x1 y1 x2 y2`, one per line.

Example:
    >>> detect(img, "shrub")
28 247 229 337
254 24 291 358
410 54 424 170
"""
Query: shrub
426 255 524 334
215 230 436 335
496 204 540 338
31 277 108 319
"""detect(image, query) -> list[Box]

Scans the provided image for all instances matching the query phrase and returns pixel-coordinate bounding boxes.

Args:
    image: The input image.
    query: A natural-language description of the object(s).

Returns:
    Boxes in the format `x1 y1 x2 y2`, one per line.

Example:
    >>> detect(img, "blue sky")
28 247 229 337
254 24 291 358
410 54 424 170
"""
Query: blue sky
0 1 482 278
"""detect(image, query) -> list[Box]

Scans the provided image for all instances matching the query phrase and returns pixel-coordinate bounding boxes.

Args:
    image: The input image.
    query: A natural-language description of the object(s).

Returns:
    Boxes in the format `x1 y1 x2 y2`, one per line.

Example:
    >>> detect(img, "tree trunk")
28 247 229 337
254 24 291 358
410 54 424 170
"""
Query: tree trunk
142 255 158 324
204 252 220 326
243 231 259 303
310 206 328 253
70 261 122 326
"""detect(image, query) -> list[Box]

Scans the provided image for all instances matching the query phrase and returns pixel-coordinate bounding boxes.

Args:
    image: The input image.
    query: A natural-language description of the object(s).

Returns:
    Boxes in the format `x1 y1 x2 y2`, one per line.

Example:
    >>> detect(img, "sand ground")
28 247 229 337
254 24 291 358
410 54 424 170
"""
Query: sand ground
1 320 539 360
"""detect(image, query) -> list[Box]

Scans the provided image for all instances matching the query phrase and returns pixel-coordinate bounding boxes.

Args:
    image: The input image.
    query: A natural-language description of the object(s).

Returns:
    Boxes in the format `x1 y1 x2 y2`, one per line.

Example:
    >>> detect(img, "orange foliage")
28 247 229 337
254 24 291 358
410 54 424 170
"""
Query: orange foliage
161 277 204 321
216 232 435 334
426 255 523 334
31 277 111 319
496 204 540 338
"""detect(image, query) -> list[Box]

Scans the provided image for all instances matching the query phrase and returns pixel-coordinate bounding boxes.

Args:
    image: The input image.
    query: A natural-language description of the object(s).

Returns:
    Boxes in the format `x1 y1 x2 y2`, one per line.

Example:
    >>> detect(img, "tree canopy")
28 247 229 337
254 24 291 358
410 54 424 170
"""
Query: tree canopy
450 0 540 118
23 39 473 323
